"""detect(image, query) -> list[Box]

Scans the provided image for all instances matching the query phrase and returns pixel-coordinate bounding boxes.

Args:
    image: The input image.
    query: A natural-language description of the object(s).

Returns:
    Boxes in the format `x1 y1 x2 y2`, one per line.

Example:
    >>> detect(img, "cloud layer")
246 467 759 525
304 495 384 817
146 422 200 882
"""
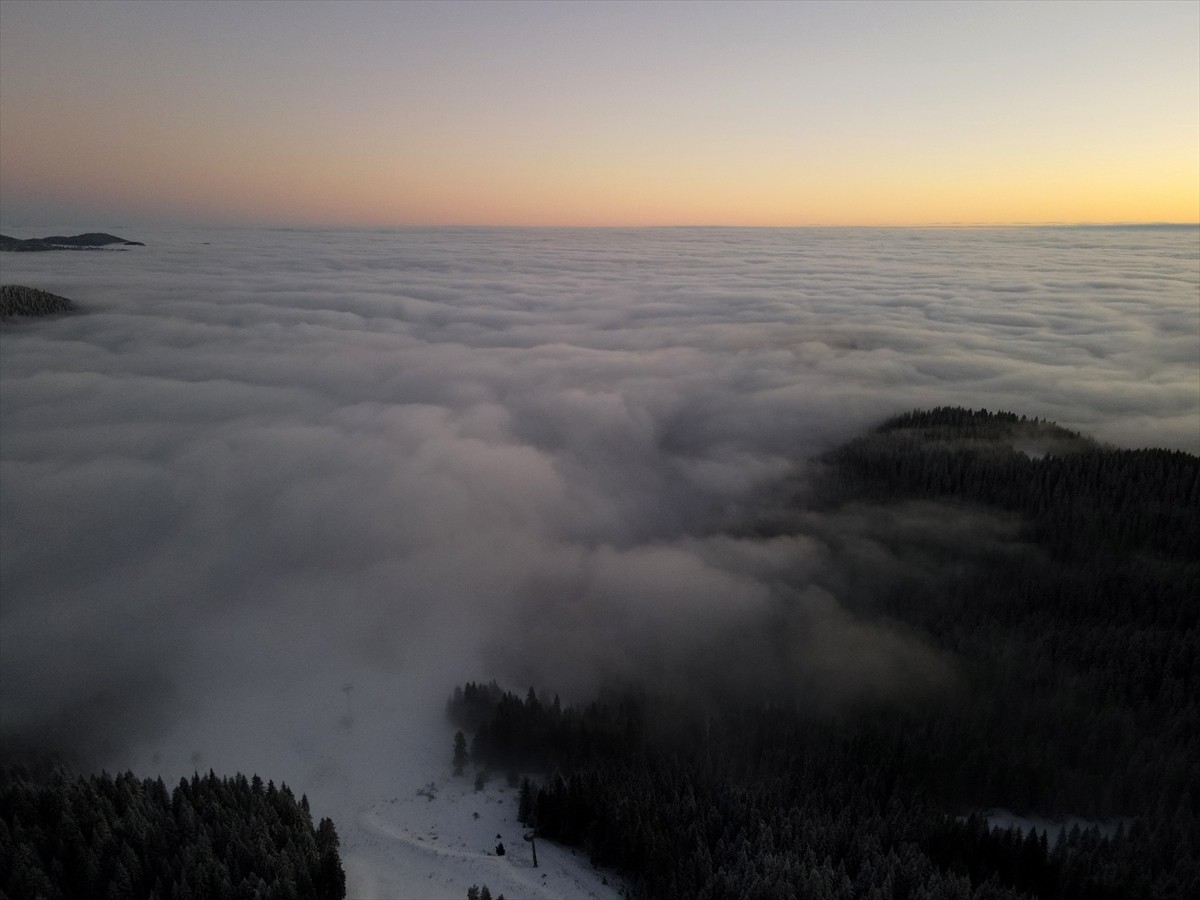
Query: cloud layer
1 225 1196 815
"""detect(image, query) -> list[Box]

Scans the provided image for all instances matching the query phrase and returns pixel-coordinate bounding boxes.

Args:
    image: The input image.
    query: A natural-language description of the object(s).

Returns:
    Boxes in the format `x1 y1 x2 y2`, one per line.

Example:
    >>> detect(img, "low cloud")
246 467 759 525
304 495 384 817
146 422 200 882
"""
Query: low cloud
1 225 1195 815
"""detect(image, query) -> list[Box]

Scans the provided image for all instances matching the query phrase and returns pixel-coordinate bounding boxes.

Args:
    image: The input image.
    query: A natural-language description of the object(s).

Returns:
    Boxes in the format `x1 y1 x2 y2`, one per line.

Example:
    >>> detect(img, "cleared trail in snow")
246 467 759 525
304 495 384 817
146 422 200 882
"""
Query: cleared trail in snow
341 773 624 900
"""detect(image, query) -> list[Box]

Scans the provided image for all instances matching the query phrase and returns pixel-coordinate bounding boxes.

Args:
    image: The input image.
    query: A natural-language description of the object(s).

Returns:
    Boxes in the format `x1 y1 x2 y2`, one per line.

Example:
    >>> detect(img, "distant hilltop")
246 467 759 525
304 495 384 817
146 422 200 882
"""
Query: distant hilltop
0 232 144 251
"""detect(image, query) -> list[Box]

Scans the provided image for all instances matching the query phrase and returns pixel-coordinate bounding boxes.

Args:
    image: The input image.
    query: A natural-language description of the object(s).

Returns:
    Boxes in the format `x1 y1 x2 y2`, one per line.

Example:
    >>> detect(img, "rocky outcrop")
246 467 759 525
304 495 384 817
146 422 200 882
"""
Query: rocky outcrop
0 285 76 319
0 232 144 251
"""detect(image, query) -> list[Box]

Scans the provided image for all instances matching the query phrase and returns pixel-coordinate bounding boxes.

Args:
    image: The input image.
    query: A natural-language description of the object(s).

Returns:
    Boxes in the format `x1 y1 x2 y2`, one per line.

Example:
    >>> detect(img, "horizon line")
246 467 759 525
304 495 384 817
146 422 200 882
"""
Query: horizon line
3 220 1198 232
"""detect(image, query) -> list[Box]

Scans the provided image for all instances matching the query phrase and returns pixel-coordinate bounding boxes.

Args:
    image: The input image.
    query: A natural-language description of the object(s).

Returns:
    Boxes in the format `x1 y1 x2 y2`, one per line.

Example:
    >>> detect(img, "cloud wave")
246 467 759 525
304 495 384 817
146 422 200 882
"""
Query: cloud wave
1 225 1196 815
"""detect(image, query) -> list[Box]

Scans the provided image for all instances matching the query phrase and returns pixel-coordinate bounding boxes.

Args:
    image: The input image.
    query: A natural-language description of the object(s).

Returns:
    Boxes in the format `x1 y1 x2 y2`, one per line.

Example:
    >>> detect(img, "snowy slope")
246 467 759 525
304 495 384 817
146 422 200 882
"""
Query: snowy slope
121 653 623 900
343 775 624 900
327 676 625 900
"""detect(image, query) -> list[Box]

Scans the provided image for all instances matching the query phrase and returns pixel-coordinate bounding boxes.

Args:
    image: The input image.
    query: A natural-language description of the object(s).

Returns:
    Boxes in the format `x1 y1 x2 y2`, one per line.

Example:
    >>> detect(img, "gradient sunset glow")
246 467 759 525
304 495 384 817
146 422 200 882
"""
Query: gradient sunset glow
1 0 1196 228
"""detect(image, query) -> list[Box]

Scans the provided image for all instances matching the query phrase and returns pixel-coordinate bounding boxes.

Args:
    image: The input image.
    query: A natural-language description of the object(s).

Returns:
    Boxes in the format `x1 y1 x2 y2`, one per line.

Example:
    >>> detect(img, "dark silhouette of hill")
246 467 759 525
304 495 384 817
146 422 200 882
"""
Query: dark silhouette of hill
0 285 76 320
0 232 143 251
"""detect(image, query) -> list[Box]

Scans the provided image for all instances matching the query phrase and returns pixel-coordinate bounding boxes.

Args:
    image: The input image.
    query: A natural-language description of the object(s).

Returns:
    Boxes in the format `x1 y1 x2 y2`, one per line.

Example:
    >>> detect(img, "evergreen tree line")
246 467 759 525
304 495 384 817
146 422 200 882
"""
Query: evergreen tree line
812 407 1198 820
0 285 75 320
0 768 345 900
453 684 1192 900
446 408 1200 899
818 406 1200 560
464 883 504 900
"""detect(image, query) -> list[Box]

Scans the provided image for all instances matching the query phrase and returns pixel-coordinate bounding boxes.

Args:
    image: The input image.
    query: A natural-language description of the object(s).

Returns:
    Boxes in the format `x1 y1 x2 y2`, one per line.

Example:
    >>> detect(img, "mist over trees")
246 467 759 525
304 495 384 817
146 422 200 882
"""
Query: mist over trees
2 225 1195 816
0 221 1195 895
447 408 1200 900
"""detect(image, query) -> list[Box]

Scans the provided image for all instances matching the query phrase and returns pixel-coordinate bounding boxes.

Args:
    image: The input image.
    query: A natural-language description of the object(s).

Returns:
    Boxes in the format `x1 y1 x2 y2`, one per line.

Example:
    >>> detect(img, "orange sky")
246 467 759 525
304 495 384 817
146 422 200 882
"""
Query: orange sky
1 1 1196 227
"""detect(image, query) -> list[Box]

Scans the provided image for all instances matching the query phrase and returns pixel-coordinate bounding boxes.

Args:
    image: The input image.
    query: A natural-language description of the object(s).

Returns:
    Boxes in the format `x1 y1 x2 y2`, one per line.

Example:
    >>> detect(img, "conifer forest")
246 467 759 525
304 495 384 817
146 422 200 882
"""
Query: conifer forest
449 408 1199 900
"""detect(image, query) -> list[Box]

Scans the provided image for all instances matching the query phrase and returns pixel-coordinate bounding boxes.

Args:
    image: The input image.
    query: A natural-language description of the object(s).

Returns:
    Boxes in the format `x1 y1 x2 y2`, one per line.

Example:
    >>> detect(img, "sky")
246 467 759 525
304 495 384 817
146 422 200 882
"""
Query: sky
0 0 1197 227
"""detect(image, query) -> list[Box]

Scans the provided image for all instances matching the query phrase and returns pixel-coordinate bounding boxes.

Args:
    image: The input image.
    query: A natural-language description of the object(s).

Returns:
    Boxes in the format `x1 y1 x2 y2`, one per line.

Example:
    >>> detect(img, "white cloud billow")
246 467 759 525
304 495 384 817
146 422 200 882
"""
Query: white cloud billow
1 224 1196 820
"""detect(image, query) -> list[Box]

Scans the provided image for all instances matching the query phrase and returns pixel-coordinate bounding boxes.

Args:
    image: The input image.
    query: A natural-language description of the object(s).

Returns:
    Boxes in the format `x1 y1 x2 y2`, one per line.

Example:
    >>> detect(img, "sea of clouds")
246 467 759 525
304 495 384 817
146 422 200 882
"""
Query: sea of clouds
1 225 1196 816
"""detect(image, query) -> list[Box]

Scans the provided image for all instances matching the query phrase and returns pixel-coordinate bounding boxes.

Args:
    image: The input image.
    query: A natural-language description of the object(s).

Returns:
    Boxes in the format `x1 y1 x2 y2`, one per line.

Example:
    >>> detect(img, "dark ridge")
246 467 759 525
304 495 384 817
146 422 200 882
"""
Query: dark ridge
872 405 1095 452
821 406 1199 559
0 284 76 319
0 232 144 251
0 767 346 899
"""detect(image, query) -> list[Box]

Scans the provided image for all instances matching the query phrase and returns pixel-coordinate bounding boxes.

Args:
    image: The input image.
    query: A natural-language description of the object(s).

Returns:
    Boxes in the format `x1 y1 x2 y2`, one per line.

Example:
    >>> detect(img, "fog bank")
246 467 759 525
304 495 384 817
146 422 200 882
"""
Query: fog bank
2 225 1196 817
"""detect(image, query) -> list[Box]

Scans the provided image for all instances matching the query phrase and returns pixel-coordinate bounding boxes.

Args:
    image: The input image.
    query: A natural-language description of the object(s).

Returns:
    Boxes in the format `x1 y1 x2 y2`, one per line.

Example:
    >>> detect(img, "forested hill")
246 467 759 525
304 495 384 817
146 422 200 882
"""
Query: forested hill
810 407 1198 817
1 285 76 320
448 408 1199 900
0 233 144 251
0 769 346 900
819 406 1199 559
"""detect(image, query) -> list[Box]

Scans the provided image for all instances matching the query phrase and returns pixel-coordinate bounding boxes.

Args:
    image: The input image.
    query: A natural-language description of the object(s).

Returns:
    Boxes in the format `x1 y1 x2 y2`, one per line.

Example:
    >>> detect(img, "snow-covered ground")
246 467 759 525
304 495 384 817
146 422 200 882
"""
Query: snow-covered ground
118 647 623 900
344 775 624 900
323 679 627 900
325 672 625 900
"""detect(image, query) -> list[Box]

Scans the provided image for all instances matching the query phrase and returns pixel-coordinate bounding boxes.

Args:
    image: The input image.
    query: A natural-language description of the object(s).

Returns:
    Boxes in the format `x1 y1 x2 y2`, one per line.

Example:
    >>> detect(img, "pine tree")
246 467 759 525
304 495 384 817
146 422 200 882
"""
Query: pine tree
454 731 470 777
315 817 346 900
518 778 535 825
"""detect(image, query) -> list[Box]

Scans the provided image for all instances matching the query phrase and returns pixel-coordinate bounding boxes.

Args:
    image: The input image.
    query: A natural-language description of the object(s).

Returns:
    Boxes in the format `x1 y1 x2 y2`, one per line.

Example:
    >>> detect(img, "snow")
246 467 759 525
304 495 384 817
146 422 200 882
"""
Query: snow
343 776 624 900
329 683 626 900
119 648 624 900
